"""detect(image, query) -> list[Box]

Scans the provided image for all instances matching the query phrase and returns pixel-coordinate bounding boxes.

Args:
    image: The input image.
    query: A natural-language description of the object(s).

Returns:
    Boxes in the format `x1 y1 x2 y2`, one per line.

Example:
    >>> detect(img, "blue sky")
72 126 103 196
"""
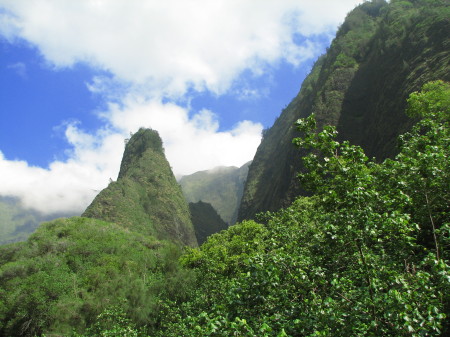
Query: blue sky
0 42 104 166
0 41 311 167
0 0 362 215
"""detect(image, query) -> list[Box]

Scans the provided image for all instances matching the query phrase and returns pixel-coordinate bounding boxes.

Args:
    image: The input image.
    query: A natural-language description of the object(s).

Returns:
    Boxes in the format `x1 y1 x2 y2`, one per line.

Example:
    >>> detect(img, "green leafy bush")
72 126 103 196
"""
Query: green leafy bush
155 81 449 336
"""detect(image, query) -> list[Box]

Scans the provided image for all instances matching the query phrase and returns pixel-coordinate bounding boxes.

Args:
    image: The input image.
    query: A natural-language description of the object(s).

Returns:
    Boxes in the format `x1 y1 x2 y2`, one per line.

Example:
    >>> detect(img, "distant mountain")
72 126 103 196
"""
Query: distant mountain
179 161 250 226
0 196 72 245
238 0 450 221
83 128 197 247
1 1 449 335
189 201 228 245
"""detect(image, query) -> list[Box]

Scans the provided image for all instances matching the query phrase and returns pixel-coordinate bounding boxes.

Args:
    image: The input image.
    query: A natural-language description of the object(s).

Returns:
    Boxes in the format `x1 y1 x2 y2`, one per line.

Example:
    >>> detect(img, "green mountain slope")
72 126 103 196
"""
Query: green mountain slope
189 201 228 245
0 128 200 336
0 1 448 335
0 217 193 336
83 128 197 247
179 161 250 225
238 0 450 221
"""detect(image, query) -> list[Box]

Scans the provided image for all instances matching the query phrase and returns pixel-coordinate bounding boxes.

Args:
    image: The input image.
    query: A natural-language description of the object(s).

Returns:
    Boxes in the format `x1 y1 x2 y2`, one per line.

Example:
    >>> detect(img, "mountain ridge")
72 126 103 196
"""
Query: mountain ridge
238 0 450 221
179 161 250 226
83 128 197 247
189 200 228 245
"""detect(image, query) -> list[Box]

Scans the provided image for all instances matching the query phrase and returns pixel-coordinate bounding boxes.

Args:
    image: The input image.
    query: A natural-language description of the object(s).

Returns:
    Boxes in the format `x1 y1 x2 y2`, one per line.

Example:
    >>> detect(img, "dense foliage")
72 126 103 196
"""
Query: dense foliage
0 217 195 336
0 1 448 333
239 0 450 221
0 82 447 337
152 81 449 336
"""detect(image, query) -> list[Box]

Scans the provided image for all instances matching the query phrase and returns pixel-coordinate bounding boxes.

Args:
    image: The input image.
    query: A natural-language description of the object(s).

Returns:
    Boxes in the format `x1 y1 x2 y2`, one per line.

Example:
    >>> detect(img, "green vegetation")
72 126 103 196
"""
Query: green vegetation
180 162 251 225
83 128 197 247
189 201 228 245
0 197 41 244
0 217 194 336
0 129 199 336
2 83 447 335
239 0 450 221
153 81 449 336
0 0 448 334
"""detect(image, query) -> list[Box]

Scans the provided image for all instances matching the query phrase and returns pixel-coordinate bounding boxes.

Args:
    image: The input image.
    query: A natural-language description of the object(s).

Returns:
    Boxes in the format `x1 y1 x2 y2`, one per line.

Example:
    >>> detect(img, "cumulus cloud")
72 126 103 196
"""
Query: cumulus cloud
0 98 263 214
102 97 263 176
0 0 361 96
0 131 123 214
0 0 362 215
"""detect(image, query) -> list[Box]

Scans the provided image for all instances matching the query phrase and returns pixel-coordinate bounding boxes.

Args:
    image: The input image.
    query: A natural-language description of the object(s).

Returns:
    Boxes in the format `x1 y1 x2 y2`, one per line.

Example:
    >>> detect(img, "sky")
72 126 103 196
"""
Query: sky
0 0 362 216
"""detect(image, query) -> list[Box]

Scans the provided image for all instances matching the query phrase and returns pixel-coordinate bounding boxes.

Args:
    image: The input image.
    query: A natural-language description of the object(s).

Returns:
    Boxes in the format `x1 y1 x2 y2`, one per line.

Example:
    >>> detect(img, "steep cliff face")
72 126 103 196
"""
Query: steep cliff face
238 0 450 221
83 128 197 247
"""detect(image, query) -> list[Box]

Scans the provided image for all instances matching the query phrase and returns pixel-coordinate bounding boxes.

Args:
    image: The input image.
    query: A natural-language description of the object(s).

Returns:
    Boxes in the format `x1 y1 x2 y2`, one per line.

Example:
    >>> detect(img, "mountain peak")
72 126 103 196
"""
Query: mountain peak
118 128 164 179
83 128 197 246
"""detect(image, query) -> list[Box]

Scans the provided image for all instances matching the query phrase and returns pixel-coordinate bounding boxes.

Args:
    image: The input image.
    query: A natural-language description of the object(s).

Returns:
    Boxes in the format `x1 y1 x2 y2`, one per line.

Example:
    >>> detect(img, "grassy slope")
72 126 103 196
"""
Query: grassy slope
0 216 192 336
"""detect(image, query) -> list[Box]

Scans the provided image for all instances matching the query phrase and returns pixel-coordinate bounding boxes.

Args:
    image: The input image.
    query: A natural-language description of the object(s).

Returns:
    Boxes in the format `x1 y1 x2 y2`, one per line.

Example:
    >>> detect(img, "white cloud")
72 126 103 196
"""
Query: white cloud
0 0 361 96
102 97 263 177
0 0 362 215
0 99 262 214
0 130 123 214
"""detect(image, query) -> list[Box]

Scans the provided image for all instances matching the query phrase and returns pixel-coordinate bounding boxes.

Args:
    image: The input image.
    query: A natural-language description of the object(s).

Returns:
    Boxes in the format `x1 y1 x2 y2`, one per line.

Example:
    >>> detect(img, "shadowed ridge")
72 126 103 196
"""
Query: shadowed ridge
238 0 450 221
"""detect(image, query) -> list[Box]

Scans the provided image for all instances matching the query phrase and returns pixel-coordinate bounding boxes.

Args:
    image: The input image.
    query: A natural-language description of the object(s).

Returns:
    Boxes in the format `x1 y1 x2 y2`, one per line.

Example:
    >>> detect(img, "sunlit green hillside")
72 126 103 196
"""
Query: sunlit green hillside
180 162 250 226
